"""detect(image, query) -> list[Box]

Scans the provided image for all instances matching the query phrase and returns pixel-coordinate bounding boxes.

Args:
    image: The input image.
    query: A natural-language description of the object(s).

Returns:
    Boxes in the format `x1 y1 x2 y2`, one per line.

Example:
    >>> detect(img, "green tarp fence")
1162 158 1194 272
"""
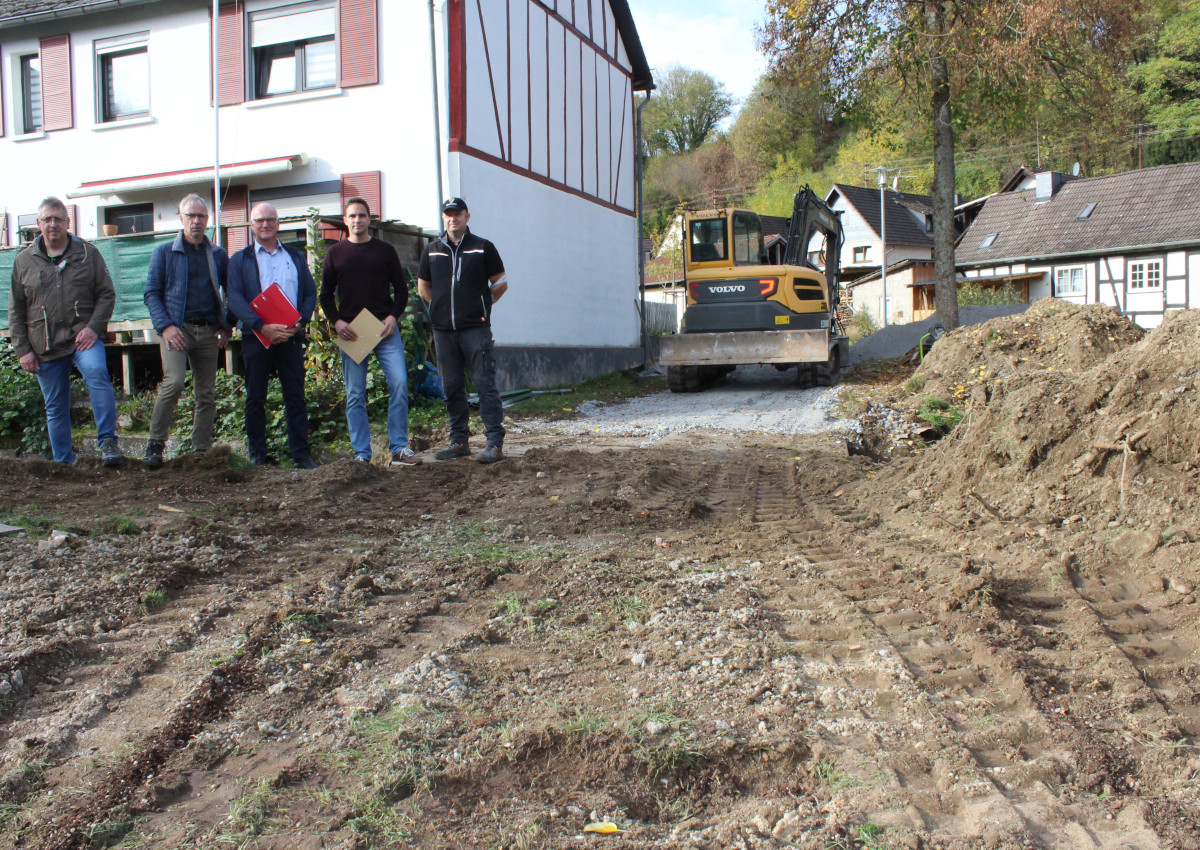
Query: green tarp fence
0 233 169 331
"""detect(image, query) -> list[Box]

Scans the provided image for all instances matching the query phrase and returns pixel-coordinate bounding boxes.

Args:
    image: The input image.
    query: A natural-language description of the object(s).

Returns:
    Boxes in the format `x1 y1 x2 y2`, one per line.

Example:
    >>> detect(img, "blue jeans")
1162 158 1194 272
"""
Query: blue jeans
341 330 409 460
36 343 119 463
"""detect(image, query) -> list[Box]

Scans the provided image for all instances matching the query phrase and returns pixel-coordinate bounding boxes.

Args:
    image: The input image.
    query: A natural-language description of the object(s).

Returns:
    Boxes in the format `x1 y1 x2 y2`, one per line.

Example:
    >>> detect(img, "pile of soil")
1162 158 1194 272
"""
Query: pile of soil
856 300 1200 581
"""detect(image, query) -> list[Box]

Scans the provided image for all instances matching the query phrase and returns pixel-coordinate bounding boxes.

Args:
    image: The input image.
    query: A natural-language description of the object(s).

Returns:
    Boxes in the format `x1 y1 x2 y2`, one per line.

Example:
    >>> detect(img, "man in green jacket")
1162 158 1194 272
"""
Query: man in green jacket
9 197 124 466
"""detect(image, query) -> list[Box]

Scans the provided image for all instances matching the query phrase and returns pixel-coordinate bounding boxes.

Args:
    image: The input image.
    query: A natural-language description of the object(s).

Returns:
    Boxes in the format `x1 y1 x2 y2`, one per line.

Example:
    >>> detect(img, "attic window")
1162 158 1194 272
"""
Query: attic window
1077 203 1097 220
980 232 999 250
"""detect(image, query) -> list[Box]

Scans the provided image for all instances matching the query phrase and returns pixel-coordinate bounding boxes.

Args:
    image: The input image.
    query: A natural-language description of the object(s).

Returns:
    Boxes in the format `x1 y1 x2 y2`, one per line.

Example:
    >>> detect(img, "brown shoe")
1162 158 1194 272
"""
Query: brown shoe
476 445 503 464
434 442 472 460
391 448 422 467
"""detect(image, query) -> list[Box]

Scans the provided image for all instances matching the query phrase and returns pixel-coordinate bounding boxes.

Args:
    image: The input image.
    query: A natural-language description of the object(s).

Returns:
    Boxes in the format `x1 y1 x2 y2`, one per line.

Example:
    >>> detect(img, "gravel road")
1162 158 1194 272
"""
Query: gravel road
515 365 856 443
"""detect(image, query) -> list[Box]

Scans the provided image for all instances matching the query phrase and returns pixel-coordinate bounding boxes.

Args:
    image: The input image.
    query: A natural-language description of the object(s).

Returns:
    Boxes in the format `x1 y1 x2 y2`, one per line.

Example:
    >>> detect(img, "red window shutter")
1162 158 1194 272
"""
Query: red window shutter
0 44 5 139
341 171 382 219
39 34 73 132
219 184 250 251
66 204 79 235
213 1 245 106
338 0 378 88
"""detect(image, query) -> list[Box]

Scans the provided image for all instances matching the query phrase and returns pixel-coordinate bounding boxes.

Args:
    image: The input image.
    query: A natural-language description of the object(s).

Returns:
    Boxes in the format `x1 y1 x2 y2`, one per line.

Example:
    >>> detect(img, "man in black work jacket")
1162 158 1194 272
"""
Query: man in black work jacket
417 197 507 464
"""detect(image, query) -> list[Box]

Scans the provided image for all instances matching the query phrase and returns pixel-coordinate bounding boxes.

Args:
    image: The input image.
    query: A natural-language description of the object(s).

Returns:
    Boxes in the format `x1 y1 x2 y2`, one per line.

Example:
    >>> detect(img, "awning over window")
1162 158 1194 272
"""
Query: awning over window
66 154 308 199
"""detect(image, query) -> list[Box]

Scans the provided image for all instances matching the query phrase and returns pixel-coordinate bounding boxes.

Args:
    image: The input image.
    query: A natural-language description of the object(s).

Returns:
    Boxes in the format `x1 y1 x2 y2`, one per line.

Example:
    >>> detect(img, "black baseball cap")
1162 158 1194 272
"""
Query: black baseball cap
441 197 468 213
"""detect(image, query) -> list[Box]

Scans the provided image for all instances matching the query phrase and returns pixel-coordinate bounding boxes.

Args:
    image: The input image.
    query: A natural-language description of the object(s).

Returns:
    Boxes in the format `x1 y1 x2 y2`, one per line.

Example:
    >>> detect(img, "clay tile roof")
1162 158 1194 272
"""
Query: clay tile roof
956 161 1200 266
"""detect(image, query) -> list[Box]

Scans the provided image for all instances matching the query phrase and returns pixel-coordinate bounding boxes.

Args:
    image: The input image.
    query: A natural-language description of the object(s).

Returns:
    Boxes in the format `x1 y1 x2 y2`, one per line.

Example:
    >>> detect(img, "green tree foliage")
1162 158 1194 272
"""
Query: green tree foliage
642 66 735 156
1128 0 1200 129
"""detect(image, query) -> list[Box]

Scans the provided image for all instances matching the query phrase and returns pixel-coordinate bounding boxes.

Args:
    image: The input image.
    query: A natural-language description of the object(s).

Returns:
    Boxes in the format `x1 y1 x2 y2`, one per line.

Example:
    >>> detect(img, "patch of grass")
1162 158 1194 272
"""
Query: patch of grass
138 590 168 612
0 801 24 829
1 758 47 800
826 820 885 849
489 594 556 629
503 369 662 419
80 806 139 848
563 712 605 735
614 594 649 627
96 514 141 536
903 373 927 393
636 735 707 778
970 713 998 729
334 702 448 805
628 699 687 739
812 758 858 790
917 396 963 434
220 777 282 842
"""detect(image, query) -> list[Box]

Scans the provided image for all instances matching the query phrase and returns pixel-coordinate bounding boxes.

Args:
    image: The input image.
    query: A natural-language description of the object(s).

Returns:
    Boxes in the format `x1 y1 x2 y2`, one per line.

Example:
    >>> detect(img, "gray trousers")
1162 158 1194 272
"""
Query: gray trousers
148 323 221 450
434 325 505 447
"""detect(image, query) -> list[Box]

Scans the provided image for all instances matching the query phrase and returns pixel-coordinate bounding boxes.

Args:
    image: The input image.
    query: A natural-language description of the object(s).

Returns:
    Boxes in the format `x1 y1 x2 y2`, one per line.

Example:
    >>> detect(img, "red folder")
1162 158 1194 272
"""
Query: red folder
249 282 302 347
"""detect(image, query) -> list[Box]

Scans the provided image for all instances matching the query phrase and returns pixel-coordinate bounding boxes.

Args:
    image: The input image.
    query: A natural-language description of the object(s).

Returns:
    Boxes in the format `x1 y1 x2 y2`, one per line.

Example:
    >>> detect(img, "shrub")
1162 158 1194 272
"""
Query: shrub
0 347 52 457
849 308 878 343
958 280 1022 306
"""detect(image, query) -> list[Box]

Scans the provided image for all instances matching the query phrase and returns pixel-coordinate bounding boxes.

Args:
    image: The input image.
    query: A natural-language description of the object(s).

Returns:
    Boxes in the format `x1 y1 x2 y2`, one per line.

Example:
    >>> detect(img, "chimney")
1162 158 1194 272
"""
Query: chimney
1035 171 1063 201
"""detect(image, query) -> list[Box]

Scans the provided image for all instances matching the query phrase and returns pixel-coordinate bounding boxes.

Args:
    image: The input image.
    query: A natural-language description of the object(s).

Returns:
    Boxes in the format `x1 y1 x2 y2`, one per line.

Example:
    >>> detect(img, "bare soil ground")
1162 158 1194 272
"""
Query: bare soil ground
2 300 1199 849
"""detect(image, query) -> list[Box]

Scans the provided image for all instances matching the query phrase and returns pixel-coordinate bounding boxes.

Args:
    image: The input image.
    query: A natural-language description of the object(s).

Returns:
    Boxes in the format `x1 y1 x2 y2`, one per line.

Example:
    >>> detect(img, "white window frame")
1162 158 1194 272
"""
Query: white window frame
17 213 39 245
853 245 870 263
1054 265 1086 296
95 32 150 123
1128 259 1162 291
249 1 337 100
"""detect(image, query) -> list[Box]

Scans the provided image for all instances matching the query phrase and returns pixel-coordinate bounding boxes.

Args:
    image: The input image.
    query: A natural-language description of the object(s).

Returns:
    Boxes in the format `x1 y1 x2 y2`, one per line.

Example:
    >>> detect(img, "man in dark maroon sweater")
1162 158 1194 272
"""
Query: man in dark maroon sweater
319 197 420 466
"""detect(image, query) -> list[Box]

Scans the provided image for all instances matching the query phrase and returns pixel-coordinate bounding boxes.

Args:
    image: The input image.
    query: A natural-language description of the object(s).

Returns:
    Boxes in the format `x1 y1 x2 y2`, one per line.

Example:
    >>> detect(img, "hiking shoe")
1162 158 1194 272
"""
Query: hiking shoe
353 455 371 463
434 442 471 460
476 444 503 464
101 437 124 468
391 447 422 467
295 456 319 469
144 440 165 469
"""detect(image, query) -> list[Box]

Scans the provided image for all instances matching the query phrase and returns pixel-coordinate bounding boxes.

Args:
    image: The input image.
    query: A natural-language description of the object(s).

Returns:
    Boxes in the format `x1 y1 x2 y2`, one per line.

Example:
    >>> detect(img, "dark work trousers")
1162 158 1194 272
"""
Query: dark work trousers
434 324 505 448
242 332 311 462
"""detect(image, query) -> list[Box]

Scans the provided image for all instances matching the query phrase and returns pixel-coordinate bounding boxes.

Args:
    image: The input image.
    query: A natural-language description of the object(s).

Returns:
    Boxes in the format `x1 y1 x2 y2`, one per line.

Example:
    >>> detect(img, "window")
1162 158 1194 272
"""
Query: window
96 33 149 122
1129 259 1162 291
1077 203 1096 220
1054 266 1085 296
250 2 336 99
689 218 726 263
103 203 153 234
853 246 870 263
980 232 999 249
731 213 763 266
19 54 42 133
17 213 39 245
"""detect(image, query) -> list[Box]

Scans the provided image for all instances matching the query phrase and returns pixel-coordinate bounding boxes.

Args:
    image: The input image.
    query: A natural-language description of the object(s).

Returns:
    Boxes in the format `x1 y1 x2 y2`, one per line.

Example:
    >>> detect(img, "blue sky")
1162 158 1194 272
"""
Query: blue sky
624 0 767 108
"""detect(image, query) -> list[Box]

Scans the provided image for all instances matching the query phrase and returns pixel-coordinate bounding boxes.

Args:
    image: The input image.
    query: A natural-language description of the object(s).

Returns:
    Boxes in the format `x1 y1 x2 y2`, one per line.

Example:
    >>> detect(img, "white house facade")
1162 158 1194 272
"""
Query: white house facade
0 0 653 386
956 164 1200 330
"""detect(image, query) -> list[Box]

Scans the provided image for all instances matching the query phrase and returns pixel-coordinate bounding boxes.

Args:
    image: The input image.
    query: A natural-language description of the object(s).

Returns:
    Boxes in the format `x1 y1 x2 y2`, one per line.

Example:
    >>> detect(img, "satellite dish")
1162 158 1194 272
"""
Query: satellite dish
1072 162 1081 176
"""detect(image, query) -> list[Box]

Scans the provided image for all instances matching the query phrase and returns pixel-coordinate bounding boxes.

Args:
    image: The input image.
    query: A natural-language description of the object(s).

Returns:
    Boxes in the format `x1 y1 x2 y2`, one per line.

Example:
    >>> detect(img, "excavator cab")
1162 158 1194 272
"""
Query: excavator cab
660 187 848 392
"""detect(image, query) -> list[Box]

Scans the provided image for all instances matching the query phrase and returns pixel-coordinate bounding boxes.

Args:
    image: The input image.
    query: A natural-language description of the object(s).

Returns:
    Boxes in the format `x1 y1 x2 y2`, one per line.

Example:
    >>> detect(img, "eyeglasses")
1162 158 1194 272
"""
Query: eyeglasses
252 217 278 224
181 212 209 220
39 216 67 224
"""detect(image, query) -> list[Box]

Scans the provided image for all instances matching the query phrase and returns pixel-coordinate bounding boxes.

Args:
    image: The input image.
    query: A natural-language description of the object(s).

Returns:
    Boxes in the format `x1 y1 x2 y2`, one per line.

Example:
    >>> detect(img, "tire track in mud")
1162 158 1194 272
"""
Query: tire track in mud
20 466 485 849
731 457 1171 846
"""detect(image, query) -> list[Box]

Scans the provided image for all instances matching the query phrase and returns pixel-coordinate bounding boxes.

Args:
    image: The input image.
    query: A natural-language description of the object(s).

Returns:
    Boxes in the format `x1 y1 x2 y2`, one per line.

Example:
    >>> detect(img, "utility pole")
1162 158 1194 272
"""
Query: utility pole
873 166 889 327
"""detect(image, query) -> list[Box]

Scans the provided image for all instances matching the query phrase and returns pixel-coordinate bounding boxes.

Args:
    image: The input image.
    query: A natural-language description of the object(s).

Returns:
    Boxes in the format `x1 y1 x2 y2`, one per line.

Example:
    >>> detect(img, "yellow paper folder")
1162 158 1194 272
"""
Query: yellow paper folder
334 309 386 364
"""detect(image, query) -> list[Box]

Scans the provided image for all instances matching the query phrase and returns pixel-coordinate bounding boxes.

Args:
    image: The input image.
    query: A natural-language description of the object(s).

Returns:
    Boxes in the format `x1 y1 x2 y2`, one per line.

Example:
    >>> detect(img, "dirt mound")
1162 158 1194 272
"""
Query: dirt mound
912 299 1145 409
870 304 1200 546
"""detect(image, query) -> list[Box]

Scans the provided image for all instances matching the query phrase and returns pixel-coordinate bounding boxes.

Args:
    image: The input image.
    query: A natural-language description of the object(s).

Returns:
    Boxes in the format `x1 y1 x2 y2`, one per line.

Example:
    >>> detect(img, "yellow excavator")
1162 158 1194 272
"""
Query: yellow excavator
659 186 848 392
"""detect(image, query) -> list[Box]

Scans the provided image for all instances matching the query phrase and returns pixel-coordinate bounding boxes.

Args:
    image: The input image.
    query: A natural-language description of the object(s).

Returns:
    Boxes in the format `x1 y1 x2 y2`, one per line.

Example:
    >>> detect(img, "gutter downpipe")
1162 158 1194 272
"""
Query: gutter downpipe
428 0 444 224
212 0 222 248
636 89 651 366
